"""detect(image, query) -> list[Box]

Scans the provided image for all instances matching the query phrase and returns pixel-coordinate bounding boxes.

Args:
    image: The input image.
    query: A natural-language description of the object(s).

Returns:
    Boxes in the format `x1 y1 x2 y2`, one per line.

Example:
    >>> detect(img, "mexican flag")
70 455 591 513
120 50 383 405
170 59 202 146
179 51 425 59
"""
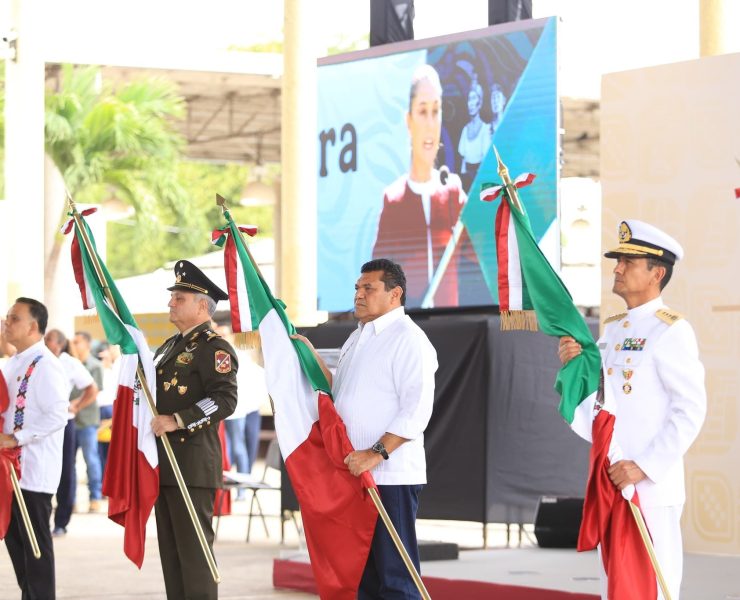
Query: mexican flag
482 172 537 331
482 167 658 599
0 371 20 540
213 211 378 599
64 211 159 569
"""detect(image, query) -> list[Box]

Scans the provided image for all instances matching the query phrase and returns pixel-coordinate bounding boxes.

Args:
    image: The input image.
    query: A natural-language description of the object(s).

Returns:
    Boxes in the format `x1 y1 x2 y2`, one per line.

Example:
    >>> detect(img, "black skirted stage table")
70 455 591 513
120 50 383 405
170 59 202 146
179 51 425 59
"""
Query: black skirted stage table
281 312 596 540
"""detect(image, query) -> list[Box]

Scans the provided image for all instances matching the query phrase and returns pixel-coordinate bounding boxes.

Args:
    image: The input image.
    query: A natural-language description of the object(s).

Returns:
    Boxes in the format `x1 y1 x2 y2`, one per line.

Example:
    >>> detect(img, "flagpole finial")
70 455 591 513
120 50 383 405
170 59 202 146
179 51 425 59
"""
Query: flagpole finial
493 145 511 186
65 187 78 212
492 146 523 212
216 194 228 211
493 145 503 169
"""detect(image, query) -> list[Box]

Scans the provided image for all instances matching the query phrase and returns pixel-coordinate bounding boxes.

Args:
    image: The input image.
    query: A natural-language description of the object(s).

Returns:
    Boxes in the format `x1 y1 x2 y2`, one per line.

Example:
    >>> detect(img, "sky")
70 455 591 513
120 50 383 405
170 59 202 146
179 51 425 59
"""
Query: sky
5 0 737 98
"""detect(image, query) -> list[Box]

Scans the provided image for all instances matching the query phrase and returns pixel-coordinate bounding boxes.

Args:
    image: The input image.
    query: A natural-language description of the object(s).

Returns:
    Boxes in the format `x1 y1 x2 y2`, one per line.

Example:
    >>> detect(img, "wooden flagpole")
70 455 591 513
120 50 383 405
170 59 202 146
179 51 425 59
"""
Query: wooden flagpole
367 488 432 600
8 463 40 558
67 195 221 583
628 500 672 600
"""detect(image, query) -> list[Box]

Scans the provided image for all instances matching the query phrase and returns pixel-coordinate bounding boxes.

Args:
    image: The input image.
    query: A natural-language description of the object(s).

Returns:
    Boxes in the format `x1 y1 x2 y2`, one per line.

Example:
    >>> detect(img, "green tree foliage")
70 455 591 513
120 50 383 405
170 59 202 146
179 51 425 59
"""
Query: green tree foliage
107 161 276 278
44 65 206 276
2 63 276 280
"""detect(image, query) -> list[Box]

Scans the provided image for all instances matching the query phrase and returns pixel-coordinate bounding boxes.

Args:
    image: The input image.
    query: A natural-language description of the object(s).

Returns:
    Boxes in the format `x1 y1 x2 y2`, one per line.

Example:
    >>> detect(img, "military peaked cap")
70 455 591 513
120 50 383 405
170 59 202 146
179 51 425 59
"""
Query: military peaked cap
167 260 229 302
604 220 684 265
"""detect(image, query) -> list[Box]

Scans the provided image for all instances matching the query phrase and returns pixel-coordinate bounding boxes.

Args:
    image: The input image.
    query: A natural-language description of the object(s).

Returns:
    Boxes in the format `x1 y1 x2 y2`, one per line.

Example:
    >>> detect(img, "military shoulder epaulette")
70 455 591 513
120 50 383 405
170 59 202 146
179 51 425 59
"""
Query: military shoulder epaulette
603 312 627 324
655 308 683 325
203 328 221 342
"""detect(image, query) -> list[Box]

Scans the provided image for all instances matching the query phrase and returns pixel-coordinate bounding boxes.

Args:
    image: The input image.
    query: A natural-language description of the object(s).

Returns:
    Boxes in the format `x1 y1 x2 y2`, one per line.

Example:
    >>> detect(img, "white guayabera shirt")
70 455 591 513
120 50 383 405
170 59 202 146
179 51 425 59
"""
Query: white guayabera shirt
1 340 69 494
333 306 438 486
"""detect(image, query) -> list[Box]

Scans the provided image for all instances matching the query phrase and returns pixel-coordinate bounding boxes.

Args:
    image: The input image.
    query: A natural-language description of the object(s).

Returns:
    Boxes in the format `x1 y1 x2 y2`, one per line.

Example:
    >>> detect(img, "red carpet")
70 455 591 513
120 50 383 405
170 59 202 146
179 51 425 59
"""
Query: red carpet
273 558 600 599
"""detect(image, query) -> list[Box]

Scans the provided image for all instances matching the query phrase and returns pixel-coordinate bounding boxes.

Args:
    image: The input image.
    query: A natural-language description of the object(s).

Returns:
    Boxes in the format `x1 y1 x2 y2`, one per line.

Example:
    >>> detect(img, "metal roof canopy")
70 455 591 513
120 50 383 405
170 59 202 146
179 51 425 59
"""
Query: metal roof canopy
43 63 597 172
45 61 283 164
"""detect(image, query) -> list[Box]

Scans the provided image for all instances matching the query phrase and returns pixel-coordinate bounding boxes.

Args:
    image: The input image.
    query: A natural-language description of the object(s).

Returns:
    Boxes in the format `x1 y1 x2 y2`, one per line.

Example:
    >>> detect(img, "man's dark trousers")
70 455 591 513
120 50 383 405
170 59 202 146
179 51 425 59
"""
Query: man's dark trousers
359 484 423 600
54 418 76 531
5 490 56 599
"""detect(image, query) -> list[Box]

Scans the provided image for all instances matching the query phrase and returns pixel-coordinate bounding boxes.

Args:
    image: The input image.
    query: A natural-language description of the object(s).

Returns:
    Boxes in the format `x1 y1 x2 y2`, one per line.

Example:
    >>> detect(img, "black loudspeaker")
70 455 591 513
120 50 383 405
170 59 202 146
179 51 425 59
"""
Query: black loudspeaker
533 496 584 548
370 0 415 47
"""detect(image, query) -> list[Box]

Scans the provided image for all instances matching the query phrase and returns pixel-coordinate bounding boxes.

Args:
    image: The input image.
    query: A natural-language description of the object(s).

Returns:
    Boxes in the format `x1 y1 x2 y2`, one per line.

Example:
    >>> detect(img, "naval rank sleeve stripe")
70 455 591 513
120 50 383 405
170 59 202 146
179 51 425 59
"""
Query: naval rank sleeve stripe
196 397 218 416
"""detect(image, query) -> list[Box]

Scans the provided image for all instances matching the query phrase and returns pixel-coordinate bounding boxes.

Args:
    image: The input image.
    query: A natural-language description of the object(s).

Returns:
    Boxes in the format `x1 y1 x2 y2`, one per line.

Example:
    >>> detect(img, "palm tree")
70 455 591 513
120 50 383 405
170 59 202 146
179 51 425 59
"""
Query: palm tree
43 64 197 292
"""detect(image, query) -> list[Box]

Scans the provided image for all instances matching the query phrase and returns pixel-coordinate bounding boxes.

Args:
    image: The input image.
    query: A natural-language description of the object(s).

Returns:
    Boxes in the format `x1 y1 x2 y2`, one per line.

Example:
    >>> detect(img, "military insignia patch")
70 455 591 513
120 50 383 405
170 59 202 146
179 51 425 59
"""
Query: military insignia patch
176 352 194 366
215 350 231 373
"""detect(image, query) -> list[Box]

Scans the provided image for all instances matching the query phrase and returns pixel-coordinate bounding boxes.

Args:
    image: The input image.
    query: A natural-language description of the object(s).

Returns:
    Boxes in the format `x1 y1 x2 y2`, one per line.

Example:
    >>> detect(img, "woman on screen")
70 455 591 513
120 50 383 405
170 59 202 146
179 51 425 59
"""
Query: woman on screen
489 81 507 134
458 73 491 191
372 63 470 309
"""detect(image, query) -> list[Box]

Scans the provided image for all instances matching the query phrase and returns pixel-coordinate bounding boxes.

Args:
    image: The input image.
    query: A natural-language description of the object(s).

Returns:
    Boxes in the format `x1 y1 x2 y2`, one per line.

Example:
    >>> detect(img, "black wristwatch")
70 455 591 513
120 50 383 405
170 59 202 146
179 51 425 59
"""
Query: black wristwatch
371 441 389 460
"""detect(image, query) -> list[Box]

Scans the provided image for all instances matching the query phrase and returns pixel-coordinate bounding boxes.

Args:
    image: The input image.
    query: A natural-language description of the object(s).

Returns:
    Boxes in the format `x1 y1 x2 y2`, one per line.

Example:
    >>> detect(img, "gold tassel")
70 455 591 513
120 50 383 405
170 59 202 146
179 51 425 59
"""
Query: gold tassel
234 331 261 350
500 310 539 332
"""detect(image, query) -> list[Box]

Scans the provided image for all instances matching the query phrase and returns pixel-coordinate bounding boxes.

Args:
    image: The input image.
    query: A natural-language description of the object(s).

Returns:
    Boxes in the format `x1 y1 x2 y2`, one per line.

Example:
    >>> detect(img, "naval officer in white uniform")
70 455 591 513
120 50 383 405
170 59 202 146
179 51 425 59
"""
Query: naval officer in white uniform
559 220 706 600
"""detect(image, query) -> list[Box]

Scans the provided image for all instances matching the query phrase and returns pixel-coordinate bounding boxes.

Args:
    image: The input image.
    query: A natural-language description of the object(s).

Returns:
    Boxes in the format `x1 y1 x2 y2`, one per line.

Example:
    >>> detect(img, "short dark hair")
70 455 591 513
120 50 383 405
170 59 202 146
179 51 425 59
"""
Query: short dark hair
361 259 407 305
74 331 92 343
16 297 49 334
646 258 673 290
46 329 67 346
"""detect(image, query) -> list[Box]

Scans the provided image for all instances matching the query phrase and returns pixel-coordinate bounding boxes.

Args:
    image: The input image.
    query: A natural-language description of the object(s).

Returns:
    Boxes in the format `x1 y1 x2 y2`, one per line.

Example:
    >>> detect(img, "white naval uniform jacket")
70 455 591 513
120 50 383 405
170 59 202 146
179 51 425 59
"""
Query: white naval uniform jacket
598 297 706 508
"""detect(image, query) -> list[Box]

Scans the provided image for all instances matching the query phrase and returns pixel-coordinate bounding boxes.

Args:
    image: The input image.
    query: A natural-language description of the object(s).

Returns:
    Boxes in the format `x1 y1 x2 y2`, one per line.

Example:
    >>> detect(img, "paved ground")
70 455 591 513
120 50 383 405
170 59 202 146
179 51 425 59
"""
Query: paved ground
0 454 317 600
0 499 316 600
0 457 524 600
2 485 734 600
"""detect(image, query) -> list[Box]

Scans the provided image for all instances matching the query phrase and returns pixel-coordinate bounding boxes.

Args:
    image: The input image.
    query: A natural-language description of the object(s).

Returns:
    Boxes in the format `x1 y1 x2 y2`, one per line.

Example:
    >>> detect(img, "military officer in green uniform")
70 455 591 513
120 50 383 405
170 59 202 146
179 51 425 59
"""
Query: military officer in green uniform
151 260 238 600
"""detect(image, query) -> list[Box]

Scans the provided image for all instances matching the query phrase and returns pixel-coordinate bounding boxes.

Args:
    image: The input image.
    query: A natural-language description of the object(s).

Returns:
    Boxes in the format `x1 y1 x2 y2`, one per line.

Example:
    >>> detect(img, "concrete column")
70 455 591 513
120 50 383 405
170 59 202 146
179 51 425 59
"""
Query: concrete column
699 0 738 56
280 0 319 326
4 0 45 306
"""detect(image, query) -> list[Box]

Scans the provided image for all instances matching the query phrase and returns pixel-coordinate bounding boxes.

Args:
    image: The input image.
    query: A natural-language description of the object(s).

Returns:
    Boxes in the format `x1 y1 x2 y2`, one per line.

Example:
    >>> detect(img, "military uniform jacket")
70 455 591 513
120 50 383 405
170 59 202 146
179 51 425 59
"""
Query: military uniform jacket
154 321 238 488
599 297 706 507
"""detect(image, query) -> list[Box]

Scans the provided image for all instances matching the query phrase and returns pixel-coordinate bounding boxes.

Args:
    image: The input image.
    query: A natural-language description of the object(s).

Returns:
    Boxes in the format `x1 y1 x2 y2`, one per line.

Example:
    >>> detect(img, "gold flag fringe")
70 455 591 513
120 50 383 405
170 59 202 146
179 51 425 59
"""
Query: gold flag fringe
234 331 261 350
500 310 539 332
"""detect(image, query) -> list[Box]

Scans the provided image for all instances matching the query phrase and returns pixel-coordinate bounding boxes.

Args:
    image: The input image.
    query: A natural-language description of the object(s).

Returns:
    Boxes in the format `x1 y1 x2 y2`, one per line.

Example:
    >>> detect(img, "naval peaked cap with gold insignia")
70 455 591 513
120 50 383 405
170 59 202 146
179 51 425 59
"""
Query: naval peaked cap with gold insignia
604 220 684 265
167 260 228 301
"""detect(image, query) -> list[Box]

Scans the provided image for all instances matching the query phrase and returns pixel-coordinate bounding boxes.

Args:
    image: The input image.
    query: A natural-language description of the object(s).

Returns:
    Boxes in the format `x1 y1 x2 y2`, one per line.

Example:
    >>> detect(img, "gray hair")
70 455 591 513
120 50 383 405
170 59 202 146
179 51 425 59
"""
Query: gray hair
196 293 218 317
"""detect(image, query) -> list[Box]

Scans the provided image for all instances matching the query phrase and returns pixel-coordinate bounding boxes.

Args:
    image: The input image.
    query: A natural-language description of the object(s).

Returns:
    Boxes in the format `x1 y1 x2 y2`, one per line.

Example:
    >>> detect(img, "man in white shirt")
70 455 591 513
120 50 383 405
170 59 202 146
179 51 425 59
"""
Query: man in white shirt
559 221 706 600
305 258 438 599
0 298 69 599
44 329 98 536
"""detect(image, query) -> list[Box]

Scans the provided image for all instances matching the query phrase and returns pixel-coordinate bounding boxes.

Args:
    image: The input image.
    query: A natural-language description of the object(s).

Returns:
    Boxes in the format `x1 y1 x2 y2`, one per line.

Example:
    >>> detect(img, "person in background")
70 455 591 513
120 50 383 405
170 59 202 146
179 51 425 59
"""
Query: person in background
96 341 121 479
1 298 68 599
70 331 104 512
216 325 250 498
458 72 491 191
488 82 507 135
44 329 98 537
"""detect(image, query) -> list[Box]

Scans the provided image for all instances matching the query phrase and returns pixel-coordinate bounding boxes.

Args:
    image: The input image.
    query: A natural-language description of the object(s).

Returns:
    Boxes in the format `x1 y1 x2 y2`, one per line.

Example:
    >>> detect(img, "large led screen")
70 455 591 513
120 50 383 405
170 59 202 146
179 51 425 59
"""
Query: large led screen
317 17 558 312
